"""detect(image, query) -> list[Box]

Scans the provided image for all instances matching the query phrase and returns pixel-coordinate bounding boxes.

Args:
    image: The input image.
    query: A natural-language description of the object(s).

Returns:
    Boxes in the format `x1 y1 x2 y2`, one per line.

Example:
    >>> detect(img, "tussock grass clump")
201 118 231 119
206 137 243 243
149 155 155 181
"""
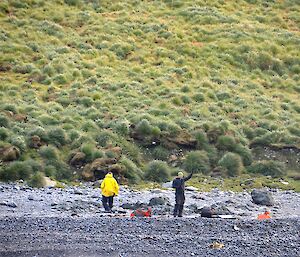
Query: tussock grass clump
247 160 286 178
233 144 252 166
194 130 209 150
152 146 169 161
9 136 26 152
80 144 103 162
0 159 42 182
95 131 115 147
3 104 17 114
144 160 171 183
218 152 244 177
28 172 46 188
39 145 59 160
119 157 143 183
0 115 10 128
216 135 236 151
0 161 32 181
184 151 210 175
192 93 205 102
47 127 67 147
0 127 9 140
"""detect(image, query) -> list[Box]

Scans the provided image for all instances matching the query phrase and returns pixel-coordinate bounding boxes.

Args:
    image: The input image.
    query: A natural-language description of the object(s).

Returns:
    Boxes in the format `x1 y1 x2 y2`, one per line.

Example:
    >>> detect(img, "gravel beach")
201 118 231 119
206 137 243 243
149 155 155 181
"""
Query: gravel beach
0 183 299 256
0 216 299 257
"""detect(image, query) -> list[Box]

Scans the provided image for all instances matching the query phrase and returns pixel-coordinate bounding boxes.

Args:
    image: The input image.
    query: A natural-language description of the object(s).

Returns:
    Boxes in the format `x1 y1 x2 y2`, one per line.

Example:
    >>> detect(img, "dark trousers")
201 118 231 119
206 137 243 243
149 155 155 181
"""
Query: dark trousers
102 195 114 212
174 193 185 217
173 204 184 217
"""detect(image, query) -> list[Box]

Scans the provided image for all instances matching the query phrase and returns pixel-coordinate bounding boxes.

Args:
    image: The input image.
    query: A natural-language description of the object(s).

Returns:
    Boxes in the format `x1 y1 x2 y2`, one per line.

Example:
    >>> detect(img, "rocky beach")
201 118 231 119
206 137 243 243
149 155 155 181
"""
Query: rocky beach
0 182 299 256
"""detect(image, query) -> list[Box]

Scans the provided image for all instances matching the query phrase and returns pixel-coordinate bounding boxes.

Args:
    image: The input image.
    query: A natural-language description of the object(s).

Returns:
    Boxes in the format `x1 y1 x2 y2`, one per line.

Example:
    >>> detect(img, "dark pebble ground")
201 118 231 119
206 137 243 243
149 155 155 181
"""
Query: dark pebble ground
0 216 299 257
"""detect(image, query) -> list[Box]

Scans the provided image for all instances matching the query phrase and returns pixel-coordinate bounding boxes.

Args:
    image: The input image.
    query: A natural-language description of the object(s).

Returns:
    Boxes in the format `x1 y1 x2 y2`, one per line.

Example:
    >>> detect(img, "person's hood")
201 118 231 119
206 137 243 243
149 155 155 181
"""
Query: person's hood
105 173 113 178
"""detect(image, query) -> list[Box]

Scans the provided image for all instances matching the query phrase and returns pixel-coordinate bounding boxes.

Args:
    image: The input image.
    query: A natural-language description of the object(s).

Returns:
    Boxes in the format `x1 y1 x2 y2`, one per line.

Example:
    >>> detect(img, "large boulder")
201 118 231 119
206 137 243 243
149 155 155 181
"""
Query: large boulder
82 164 94 180
0 146 20 161
90 157 118 171
82 157 118 180
251 189 275 206
149 196 169 206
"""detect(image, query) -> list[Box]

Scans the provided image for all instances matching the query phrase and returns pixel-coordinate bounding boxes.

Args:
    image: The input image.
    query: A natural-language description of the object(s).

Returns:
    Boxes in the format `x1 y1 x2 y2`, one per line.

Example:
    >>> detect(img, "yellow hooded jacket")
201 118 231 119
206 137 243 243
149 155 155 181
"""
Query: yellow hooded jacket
101 173 119 197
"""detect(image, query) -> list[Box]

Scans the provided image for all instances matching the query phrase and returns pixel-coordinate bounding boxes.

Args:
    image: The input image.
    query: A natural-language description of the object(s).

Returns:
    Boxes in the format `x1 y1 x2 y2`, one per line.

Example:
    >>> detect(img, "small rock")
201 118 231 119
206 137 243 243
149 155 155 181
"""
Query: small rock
192 194 206 200
43 177 57 188
233 225 240 231
151 189 164 194
74 189 83 195
162 181 172 189
188 204 202 214
185 186 198 192
28 195 35 201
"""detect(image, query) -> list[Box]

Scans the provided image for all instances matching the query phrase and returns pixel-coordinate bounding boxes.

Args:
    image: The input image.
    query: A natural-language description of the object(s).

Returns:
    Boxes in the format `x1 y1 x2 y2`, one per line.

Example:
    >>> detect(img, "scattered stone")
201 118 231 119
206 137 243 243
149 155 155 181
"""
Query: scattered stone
251 189 275 206
191 194 206 200
185 186 198 192
188 204 202 214
74 189 83 195
0 201 17 208
28 195 35 201
151 189 164 194
233 225 240 231
210 242 224 249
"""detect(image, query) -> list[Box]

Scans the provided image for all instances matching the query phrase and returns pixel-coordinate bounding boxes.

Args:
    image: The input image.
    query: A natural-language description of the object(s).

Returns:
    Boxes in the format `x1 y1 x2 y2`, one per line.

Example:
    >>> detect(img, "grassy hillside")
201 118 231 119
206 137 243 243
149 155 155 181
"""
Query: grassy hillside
0 0 299 187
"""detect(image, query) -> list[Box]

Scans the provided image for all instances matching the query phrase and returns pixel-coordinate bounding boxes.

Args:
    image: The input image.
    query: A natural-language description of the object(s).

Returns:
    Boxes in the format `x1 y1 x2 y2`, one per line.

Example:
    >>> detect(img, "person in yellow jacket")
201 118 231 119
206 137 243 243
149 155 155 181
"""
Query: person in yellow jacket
101 172 119 212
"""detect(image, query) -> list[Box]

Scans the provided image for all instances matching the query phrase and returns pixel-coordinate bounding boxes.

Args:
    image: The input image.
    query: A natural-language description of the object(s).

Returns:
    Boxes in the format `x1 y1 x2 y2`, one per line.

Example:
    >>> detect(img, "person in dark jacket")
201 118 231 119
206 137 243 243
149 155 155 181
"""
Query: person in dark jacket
172 171 193 217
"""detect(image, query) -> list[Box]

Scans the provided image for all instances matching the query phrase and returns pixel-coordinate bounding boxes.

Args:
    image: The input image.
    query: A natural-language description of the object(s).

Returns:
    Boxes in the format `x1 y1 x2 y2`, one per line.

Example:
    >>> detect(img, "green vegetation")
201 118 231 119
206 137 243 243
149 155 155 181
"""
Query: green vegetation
144 160 171 183
0 0 299 188
218 152 244 177
184 151 210 174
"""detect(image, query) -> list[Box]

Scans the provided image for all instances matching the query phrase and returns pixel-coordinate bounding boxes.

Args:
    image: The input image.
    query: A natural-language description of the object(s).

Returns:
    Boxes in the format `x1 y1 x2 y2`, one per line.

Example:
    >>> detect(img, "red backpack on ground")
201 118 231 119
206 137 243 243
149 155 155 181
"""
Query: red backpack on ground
130 207 152 217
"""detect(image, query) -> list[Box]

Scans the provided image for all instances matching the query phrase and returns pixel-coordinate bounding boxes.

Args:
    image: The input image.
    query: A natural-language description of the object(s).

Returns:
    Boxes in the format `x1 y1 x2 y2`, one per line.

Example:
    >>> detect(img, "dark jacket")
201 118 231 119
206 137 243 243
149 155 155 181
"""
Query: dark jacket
172 173 192 204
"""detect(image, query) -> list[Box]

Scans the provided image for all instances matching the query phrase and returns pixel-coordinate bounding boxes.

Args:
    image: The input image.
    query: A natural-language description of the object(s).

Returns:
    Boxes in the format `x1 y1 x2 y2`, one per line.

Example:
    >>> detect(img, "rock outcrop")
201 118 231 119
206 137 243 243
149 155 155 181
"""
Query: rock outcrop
0 145 20 162
69 152 86 167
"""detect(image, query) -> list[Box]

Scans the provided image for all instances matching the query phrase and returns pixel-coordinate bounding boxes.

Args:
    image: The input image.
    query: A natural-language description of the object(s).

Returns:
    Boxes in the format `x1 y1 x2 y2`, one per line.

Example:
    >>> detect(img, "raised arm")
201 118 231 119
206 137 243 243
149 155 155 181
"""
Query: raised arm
184 172 193 182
